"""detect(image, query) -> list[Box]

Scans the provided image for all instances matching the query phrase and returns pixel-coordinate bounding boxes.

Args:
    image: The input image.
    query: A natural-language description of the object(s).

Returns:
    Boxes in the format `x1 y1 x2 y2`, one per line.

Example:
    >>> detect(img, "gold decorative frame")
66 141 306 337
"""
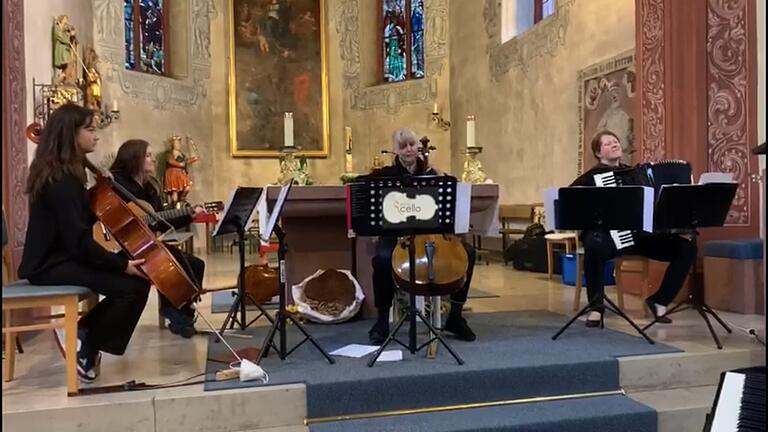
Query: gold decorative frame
228 0 330 158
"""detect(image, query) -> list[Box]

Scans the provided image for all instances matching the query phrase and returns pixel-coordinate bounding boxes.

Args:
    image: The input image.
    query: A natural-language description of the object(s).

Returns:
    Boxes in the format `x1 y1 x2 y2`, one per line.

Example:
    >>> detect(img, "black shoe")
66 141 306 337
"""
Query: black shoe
368 321 390 345
444 315 477 341
584 313 603 328
76 351 99 383
645 298 672 324
169 322 196 339
161 306 195 327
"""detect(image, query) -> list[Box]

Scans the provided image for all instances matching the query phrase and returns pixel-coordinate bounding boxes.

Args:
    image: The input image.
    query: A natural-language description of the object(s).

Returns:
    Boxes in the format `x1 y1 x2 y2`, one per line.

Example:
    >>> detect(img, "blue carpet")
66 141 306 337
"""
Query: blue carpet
309 395 656 432
205 310 679 424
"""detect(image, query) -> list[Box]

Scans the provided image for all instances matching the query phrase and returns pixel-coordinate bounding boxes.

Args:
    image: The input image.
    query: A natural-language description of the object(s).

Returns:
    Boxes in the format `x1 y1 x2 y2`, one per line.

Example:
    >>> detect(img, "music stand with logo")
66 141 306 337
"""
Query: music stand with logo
255 183 335 364
548 186 657 344
348 175 470 367
641 182 739 349
212 187 274 333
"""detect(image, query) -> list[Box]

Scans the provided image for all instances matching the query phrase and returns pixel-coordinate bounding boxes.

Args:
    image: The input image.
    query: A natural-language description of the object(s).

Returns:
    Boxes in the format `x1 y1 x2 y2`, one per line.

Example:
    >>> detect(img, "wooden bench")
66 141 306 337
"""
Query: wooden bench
499 204 535 264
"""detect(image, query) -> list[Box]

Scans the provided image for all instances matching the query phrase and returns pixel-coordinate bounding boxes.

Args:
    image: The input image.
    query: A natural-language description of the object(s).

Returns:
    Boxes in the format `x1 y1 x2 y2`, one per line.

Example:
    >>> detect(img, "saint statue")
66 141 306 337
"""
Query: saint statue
158 135 199 208
53 15 78 85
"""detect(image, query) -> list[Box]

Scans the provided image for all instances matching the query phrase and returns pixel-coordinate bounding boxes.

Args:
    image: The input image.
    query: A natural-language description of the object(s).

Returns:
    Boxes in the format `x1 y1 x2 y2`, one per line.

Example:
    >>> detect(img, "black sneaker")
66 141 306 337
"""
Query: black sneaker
169 322 196 339
444 315 477 341
368 321 390 345
645 298 672 324
76 353 98 383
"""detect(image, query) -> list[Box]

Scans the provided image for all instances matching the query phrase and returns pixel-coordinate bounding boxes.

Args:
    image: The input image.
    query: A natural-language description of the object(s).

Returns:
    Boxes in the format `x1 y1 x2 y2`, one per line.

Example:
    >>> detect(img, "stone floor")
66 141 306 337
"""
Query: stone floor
2 249 765 429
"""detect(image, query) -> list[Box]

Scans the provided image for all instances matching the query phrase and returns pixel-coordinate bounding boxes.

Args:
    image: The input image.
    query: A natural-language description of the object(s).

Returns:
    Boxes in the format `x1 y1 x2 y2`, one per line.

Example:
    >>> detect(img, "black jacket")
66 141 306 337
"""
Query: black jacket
570 162 635 186
19 174 128 278
358 156 444 179
111 171 192 231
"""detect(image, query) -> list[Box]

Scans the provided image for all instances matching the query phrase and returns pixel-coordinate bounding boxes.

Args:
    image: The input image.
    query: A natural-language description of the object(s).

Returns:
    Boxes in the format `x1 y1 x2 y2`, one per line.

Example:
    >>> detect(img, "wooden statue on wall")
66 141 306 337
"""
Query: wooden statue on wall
158 135 199 208
53 15 79 85
82 48 102 111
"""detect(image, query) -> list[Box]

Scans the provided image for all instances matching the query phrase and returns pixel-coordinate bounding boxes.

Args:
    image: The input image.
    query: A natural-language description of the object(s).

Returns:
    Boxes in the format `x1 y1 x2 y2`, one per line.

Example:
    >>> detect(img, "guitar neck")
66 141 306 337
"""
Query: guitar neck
141 207 193 225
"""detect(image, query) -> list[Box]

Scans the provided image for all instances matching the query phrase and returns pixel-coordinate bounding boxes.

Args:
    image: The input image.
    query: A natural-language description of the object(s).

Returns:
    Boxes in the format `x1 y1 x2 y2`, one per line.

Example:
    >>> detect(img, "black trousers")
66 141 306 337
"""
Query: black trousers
29 261 151 356
372 236 476 314
582 230 697 312
158 246 205 311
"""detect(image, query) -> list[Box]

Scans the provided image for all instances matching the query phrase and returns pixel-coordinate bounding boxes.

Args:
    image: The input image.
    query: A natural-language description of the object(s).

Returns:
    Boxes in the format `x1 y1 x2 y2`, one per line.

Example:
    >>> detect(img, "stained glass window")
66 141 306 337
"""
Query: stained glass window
381 0 424 83
124 0 167 75
535 0 556 24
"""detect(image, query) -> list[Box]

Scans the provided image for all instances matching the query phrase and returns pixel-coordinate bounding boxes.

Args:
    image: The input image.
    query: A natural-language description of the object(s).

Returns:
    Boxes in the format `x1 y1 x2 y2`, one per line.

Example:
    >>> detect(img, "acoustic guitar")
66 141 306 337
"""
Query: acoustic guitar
93 200 221 252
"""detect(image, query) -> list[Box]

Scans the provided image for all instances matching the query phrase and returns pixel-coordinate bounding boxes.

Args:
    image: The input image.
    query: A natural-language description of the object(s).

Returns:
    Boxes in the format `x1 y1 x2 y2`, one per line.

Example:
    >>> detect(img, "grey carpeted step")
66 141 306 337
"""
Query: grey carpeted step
308 395 657 432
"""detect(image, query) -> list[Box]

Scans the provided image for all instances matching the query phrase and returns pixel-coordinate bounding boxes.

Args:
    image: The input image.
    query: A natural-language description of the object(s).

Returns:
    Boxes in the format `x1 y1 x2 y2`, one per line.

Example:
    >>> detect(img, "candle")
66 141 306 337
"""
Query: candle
467 115 476 148
112 100 119 112
284 112 294 147
344 126 352 151
432 103 438 114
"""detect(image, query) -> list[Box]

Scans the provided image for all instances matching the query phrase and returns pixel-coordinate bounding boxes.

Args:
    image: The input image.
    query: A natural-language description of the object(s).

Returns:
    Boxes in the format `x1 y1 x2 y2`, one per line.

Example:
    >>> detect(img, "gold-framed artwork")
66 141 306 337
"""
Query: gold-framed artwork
228 0 330 158
577 50 636 174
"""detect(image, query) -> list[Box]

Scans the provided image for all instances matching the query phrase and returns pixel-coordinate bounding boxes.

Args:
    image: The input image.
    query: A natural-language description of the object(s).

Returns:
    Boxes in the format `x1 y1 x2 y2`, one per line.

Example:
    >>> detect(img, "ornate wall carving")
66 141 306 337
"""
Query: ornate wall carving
483 0 575 80
638 0 666 162
93 0 215 109
3 0 28 265
707 0 754 226
335 0 448 114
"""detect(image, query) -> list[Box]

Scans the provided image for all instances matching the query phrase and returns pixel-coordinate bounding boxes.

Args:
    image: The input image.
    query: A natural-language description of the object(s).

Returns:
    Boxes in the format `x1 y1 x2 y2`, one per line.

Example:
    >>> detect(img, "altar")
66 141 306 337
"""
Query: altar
264 184 500 317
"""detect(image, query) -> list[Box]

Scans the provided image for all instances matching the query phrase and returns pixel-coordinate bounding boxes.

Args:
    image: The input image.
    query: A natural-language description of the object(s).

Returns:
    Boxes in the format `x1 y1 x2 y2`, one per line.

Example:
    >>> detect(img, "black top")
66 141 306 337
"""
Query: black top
19 174 128 278
570 162 633 187
359 156 442 179
111 171 192 231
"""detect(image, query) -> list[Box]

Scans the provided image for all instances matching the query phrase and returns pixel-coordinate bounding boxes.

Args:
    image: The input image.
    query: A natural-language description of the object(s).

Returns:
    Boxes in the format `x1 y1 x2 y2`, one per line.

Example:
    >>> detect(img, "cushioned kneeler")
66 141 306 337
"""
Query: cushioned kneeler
703 239 764 314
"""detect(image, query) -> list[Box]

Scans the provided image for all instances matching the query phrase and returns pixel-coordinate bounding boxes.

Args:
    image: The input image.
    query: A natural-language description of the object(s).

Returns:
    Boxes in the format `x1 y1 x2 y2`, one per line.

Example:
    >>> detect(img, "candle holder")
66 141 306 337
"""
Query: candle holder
431 108 451 131
278 146 313 186
461 146 489 184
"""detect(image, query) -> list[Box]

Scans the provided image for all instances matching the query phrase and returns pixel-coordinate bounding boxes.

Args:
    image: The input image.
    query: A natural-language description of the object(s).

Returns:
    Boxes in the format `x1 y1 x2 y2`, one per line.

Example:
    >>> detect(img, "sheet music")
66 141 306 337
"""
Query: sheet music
699 172 735 184
543 188 558 231
257 189 269 245
212 189 237 237
454 183 471 234
261 184 292 241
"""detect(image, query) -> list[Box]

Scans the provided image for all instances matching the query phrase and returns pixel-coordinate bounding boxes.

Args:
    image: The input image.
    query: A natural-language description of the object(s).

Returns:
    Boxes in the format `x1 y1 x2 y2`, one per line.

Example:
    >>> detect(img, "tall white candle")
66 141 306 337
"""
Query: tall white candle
284 112 294 147
112 99 119 112
467 115 476 148
433 103 439 114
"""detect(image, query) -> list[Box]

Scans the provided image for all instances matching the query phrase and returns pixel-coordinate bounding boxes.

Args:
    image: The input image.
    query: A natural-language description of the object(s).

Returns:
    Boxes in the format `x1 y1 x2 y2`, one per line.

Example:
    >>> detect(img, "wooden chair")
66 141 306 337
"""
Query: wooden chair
545 232 577 280
571 233 627 313
3 281 92 395
499 204 535 264
614 256 652 317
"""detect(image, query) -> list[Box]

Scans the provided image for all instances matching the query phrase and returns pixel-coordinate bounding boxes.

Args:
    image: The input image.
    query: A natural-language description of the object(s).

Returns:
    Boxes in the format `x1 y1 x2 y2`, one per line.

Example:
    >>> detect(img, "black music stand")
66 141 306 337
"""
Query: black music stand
213 187 275 333
550 186 656 344
641 183 739 350
348 176 467 367
255 184 334 364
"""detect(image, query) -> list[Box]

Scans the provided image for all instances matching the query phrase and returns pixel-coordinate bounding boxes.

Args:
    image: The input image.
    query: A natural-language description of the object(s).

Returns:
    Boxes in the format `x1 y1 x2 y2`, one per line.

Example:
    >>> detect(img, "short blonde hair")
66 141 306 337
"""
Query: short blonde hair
391 128 417 149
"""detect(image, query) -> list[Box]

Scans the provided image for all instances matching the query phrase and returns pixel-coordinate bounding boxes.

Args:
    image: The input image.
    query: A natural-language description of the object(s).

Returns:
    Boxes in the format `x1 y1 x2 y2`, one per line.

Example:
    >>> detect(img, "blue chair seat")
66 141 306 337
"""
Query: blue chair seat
703 239 764 260
2 280 92 300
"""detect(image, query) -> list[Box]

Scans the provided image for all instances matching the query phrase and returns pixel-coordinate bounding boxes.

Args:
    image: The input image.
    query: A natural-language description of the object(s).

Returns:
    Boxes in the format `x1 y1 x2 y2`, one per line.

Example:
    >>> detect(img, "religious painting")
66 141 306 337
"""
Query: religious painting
229 0 329 157
577 50 636 174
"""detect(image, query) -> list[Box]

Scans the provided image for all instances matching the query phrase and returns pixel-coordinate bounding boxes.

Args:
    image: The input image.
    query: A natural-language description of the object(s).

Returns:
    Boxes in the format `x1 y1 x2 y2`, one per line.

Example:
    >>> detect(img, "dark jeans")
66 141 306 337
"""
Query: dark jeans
372 236 476 314
582 230 697 312
158 246 205 314
29 261 150 356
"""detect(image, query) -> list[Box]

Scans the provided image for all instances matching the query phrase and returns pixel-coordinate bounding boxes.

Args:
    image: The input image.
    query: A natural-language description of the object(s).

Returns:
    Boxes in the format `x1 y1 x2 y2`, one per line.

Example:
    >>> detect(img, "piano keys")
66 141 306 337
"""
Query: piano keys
705 366 766 432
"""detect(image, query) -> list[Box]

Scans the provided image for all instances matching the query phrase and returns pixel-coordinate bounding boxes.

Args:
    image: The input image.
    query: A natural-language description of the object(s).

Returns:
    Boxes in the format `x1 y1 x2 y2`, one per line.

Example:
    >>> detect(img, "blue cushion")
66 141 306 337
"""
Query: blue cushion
2 280 92 299
703 239 764 260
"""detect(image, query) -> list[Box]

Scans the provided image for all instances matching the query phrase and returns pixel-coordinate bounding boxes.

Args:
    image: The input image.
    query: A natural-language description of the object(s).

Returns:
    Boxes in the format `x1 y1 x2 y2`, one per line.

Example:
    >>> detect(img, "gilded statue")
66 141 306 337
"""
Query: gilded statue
82 48 102 111
53 15 78 85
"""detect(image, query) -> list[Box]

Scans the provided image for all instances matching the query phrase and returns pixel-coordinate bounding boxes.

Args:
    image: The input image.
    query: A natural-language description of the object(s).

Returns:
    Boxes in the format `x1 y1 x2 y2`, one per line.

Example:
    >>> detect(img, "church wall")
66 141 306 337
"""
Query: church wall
24 0 94 163
208 0 452 199
449 0 635 205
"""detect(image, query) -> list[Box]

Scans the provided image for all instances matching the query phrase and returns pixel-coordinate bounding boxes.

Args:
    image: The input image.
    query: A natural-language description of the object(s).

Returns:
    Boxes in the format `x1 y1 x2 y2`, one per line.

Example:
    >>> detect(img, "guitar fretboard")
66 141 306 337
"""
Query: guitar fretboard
140 207 193 225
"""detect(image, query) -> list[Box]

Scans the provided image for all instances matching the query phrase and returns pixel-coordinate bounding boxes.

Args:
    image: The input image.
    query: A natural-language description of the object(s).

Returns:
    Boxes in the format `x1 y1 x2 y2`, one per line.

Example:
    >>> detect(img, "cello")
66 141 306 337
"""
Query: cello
390 137 470 297
86 162 199 308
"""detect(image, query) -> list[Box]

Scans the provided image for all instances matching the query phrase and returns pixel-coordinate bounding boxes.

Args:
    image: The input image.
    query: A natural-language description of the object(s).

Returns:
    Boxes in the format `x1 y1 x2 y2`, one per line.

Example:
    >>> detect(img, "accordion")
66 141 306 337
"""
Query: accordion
593 160 692 250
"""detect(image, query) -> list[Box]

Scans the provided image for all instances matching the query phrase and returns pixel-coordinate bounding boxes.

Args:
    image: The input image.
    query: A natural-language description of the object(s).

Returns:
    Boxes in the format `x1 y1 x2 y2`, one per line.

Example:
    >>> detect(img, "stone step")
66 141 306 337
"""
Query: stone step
630 385 718 432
